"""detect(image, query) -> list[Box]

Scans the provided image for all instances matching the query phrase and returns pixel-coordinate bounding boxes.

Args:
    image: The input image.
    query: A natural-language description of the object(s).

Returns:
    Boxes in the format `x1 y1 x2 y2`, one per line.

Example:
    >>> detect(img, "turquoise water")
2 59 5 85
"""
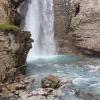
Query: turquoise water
27 55 100 99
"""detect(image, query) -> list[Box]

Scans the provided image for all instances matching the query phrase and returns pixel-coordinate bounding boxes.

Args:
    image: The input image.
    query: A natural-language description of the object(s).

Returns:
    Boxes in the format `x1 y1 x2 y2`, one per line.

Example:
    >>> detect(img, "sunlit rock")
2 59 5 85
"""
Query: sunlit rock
0 30 32 81
41 75 61 89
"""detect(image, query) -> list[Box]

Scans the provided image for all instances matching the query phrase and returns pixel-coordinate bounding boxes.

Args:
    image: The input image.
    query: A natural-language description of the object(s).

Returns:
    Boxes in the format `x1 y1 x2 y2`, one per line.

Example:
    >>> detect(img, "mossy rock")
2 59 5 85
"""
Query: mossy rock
0 24 20 32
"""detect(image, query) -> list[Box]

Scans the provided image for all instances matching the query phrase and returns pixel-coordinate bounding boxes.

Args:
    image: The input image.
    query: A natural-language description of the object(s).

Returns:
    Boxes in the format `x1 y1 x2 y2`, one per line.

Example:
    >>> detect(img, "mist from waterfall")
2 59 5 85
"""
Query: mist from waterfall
25 0 56 61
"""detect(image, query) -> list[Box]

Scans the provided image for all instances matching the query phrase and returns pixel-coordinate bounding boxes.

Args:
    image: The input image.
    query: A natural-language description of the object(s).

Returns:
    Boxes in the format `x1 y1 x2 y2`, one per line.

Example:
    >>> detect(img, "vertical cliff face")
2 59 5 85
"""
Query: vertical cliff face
0 0 32 81
0 30 32 80
53 0 79 54
71 0 100 56
54 0 100 56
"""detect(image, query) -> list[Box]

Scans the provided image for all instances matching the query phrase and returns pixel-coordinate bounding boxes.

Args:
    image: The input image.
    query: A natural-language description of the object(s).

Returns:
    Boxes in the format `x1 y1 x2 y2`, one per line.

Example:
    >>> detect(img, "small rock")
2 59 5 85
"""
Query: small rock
24 77 35 85
41 75 61 89
15 84 26 90
14 91 19 96
75 90 100 100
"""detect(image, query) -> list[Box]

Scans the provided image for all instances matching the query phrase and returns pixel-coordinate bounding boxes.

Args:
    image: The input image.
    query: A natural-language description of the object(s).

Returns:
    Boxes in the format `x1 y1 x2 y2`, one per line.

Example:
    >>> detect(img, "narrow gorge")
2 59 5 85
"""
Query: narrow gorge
0 0 100 100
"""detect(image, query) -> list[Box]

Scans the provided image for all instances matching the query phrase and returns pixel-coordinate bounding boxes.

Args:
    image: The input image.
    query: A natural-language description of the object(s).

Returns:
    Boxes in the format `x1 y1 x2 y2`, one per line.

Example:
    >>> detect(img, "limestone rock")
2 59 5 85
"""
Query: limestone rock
5 68 17 82
54 0 100 56
0 94 19 100
0 0 8 23
41 75 61 89
15 83 26 90
70 0 100 56
0 0 26 25
53 0 81 54
0 30 32 81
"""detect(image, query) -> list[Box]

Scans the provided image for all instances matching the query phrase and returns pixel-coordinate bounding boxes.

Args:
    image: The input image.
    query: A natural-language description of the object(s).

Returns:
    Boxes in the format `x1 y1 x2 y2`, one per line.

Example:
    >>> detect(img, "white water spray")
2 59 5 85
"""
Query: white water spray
25 0 56 60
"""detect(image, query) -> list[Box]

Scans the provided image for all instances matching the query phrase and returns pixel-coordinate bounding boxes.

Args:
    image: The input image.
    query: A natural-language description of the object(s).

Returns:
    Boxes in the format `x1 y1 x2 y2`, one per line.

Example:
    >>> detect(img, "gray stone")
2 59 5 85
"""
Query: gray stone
41 75 61 89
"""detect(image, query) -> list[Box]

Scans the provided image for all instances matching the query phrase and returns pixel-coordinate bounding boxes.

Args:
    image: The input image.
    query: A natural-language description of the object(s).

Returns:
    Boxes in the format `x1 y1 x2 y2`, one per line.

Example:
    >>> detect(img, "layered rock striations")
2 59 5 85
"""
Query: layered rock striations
54 0 100 56
0 0 32 81
70 0 100 56
0 29 32 80
53 0 80 54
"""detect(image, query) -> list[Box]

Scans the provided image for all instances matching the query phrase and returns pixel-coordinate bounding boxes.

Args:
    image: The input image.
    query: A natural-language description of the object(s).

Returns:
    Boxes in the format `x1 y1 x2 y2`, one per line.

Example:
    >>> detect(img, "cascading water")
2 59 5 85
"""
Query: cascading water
25 0 56 60
20 0 100 100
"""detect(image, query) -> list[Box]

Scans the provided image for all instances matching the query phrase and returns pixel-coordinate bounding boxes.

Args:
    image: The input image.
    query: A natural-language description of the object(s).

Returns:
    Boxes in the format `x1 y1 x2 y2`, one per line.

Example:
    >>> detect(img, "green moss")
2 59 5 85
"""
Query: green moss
0 24 20 32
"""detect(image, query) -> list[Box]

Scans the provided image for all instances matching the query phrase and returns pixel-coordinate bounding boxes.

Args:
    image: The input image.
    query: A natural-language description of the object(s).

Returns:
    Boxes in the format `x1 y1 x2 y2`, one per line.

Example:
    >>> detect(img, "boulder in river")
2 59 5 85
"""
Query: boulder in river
41 75 61 89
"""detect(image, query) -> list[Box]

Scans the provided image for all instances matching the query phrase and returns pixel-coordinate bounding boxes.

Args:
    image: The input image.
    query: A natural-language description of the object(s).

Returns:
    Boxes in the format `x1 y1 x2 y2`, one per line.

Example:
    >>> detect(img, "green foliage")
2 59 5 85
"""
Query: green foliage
0 24 20 32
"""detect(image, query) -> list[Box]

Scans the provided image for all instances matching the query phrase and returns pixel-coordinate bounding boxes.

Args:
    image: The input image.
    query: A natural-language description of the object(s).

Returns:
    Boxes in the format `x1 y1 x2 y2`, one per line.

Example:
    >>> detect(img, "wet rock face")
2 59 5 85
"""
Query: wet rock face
0 30 32 81
41 75 61 89
54 0 100 56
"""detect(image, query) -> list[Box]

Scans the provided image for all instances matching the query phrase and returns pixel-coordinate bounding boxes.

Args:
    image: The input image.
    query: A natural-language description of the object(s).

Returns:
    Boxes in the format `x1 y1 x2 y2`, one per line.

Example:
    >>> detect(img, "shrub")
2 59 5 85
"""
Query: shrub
0 24 20 32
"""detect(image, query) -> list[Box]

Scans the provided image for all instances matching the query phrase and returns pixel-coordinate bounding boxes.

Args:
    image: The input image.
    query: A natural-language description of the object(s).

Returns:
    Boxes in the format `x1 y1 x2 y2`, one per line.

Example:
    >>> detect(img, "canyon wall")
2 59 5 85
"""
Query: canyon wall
0 30 32 80
53 0 79 54
0 0 32 81
0 0 26 25
54 0 100 56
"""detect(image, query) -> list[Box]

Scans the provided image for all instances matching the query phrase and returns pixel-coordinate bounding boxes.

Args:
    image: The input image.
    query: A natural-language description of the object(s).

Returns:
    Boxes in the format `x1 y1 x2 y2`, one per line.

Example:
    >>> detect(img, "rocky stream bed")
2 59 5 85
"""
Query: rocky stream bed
17 55 100 100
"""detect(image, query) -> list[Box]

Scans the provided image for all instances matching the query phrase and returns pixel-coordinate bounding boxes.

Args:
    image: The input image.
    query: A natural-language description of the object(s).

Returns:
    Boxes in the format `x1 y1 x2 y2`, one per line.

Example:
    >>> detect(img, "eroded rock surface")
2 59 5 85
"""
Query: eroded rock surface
0 30 32 81
70 0 100 56
41 75 61 89
54 0 100 56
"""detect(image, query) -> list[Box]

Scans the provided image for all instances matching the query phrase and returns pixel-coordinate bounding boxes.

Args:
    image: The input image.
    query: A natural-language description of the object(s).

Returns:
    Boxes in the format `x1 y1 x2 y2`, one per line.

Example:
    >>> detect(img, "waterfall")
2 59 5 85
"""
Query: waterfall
25 0 56 60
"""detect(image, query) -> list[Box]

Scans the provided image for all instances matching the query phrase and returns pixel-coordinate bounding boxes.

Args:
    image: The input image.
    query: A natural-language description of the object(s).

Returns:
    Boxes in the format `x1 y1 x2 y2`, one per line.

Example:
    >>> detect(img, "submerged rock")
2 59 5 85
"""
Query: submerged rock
41 75 61 89
75 90 100 100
